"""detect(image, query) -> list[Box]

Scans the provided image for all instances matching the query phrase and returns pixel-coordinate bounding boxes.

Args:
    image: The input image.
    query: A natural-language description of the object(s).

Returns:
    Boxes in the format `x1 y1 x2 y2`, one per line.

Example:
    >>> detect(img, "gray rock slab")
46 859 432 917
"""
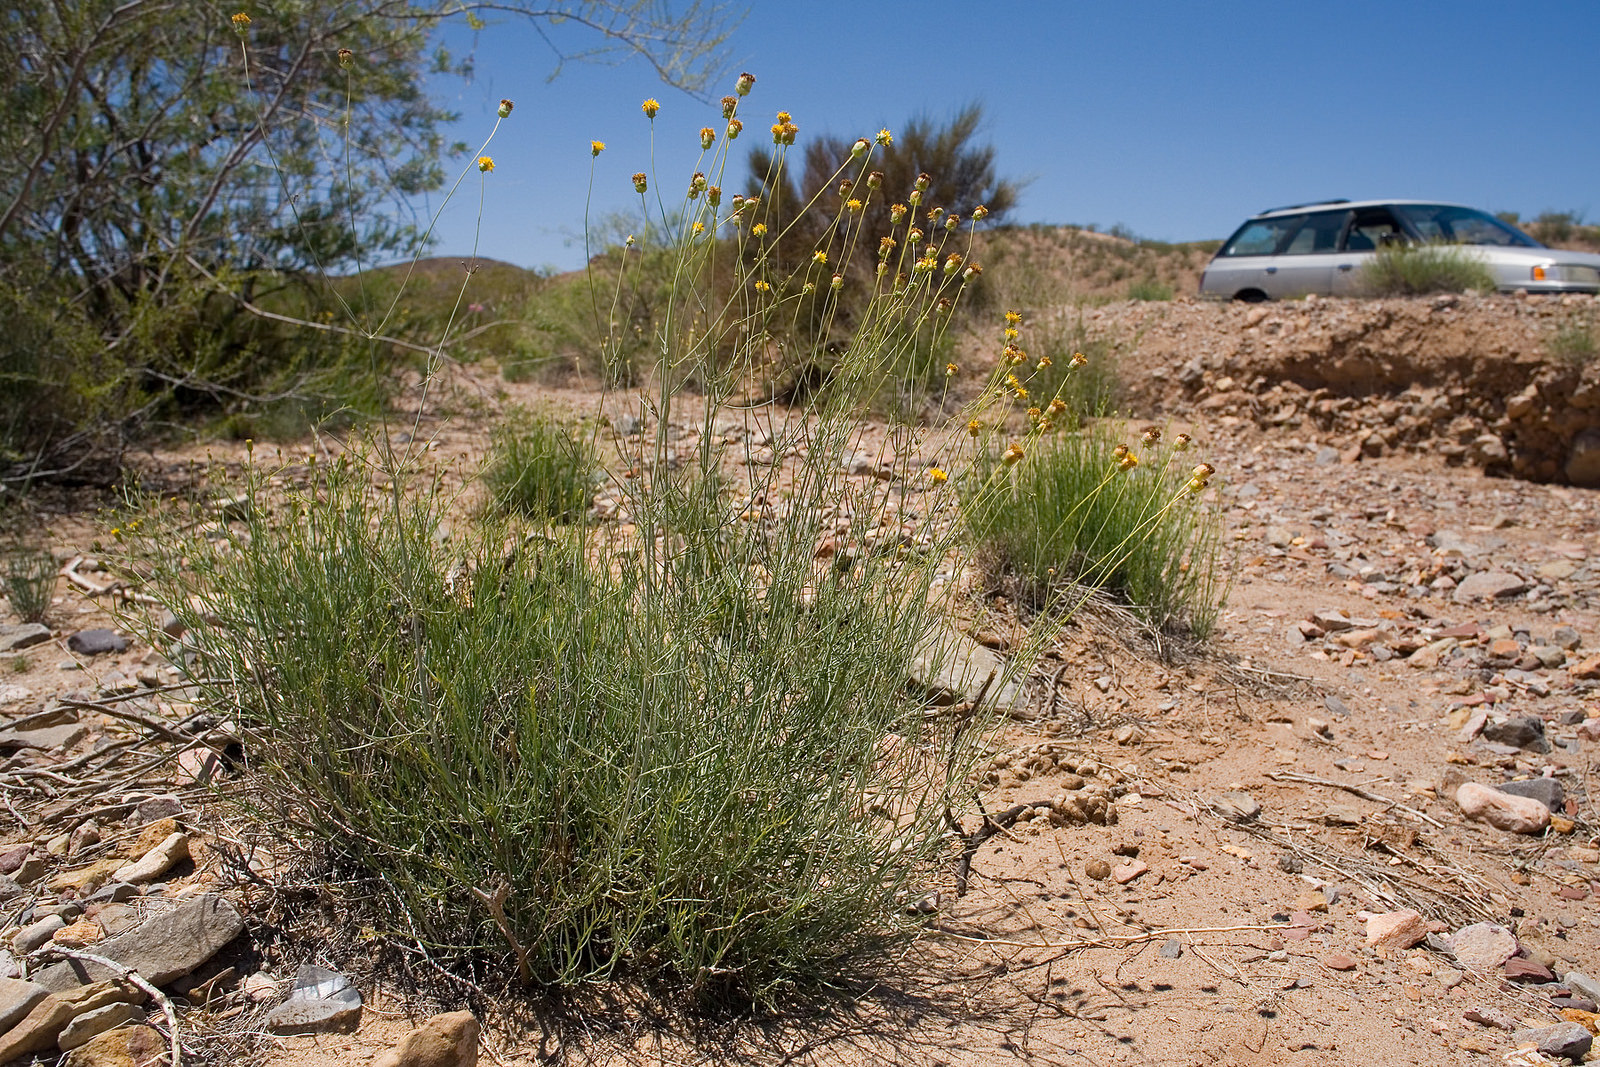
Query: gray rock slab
0 874 22 904
0 977 50 1032
57 1002 147 1051
1453 571 1527 603
0 624 52 652
908 625 1025 714
0 723 88 753
264 966 363 1035
34 894 244 992
1495 777 1565 813
65 630 128 656
15 914 66 953
1481 715 1547 753
1565 970 1600 1003
1511 1021 1592 1062
1446 923 1518 971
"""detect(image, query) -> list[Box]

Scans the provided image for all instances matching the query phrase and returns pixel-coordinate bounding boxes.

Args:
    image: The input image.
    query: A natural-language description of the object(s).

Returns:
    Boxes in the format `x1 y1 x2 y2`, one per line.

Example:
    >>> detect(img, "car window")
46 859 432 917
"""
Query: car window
1344 209 1403 252
1392 204 1542 248
1220 216 1300 257
1282 210 1348 254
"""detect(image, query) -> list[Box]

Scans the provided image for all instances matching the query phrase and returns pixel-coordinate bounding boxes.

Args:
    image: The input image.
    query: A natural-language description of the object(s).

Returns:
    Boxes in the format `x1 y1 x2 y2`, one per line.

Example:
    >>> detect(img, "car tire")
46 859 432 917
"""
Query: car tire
1233 289 1268 303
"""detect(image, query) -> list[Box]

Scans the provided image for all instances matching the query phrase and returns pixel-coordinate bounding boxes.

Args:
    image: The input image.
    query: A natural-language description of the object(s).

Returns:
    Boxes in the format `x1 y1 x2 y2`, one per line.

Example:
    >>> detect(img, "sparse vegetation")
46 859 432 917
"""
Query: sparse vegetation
482 406 595 520
1125 278 1174 302
1549 316 1598 367
1359 244 1496 297
2 549 55 624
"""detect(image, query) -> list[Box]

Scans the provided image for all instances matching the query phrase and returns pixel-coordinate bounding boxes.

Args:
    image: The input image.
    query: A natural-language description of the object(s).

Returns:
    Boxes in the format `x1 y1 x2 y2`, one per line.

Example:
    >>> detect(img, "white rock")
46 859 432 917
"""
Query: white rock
1364 909 1428 953
112 832 190 885
1455 782 1550 834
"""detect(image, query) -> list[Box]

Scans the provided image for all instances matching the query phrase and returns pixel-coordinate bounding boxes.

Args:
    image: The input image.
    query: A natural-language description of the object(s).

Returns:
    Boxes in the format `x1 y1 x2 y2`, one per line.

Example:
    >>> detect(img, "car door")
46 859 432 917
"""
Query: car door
1267 209 1351 297
1330 206 1405 295
1205 215 1302 299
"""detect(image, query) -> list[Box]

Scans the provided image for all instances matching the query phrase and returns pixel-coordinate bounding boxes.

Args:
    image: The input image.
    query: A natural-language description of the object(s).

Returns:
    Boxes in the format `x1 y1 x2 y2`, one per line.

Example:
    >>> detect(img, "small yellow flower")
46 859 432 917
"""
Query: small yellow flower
963 263 983 279
775 111 792 124
1112 443 1130 460
476 155 494 172
944 213 960 231
231 11 250 33
591 140 606 156
1003 327 1018 342
889 203 907 224
968 419 982 437
1004 443 1025 465
692 221 705 235
972 205 989 221
1004 345 1025 366
945 362 958 376
812 250 827 266
632 172 647 193
1119 453 1140 471
1027 406 1043 423
754 279 770 292
642 98 661 118
1070 351 1088 367
1036 355 1052 369
846 198 863 213
928 207 944 222
1141 426 1162 446
1004 310 1022 325
700 126 715 149
876 127 893 146
943 253 963 274
752 223 768 237
1048 397 1067 416
726 118 744 139
928 468 948 485
878 236 896 258
706 185 721 206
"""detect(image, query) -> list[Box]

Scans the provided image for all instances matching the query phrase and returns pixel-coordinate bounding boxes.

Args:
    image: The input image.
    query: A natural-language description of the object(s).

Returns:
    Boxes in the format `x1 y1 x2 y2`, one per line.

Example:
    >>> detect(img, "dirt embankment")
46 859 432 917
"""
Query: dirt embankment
1076 292 1600 485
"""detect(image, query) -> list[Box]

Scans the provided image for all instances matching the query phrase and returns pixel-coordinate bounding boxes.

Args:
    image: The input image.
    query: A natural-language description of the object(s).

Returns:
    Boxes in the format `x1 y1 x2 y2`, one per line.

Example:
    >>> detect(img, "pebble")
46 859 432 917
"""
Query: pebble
1322 952 1358 971
65 630 128 656
370 1010 480 1067
1445 923 1518 971
263 965 363 1035
1455 781 1551 834
15 914 67 954
1493 777 1565 813
1364 909 1428 953
112 832 190 885
1481 715 1548 752
0 624 52 652
1453 571 1527 602
1111 860 1149 885
1209 791 1261 823
1084 859 1112 881
1159 938 1182 959
1510 1021 1592 1062
1565 971 1600 1002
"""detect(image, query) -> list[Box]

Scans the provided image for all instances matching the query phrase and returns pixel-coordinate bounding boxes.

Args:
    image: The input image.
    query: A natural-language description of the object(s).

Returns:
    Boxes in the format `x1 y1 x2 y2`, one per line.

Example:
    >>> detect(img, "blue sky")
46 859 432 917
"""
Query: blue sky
412 1 1600 271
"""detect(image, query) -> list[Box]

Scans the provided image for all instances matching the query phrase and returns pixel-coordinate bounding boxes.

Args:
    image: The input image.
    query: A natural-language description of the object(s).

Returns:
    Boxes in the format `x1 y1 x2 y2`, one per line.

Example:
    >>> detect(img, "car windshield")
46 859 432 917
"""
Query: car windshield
1393 205 1543 248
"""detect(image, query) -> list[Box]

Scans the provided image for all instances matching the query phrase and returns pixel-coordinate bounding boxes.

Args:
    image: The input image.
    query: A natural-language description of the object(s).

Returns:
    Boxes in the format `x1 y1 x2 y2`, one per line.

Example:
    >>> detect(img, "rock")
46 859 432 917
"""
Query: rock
0 982 142 1064
1562 971 1600 1003
1551 626 1583 651
1470 434 1509 467
1364 909 1428 953
112 833 190 885
1456 782 1550 834
242 972 277 1003
58 1002 147 1051
34 894 244 993
1511 1021 1592 1062
0 623 52 652
1454 571 1527 603
1446 923 1518 971
1566 428 1600 488
907 625 1024 714
66 630 128 656
1159 939 1183 960
1481 715 1548 752
16 914 68 953
1209 791 1260 823
1504 957 1556 983
62 1025 166 1067
0 723 88 753
263 965 363 1035
1084 859 1112 881
1570 654 1600 681
1112 860 1149 885
1312 608 1354 632
0 977 50 1032
1494 777 1565 813
1322 952 1357 971
0 874 22 903
53 921 105 949
370 1011 480 1067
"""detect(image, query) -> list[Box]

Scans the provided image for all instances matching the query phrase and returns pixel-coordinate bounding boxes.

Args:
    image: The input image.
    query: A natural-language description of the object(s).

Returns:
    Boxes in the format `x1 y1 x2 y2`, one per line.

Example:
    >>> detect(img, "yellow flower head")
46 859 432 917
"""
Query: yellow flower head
736 71 756 96
642 98 661 118
908 227 924 244
889 203 907 224
775 111 792 124
721 95 738 119
928 206 944 222
752 223 768 237
945 213 961 231
1119 453 1140 471
754 279 770 292
943 253 962 274
968 418 982 437
875 127 893 146
963 262 983 279
231 11 250 33
726 118 744 139
1003 443 1025 465
1004 326 1019 342
706 185 721 206
1005 310 1022 325
476 155 494 173
632 172 647 193
945 362 958 376
1036 355 1052 369
591 140 606 157
700 127 716 149
878 236 896 258
846 198 863 213
1048 397 1067 416
812 250 827 265
1027 406 1043 423
692 221 705 235
928 467 948 485
1070 351 1088 367
1112 443 1130 460
1004 345 1025 366
972 205 989 221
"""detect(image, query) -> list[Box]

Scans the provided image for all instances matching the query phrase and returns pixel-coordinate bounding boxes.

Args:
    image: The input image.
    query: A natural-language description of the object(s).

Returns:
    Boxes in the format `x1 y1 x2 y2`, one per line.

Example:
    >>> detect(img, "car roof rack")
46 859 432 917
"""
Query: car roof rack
1258 199 1351 215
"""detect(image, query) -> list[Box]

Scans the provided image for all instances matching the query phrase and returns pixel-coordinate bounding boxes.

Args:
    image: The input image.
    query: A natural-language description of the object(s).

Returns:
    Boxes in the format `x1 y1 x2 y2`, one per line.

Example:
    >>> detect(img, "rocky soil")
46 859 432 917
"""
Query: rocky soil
1 293 1599 1067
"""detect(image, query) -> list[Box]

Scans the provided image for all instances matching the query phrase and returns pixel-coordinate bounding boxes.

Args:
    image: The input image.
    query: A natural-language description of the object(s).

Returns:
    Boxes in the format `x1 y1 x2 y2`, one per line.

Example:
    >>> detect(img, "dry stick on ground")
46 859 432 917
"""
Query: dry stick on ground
30 947 182 1067
1266 770 1445 829
472 882 532 986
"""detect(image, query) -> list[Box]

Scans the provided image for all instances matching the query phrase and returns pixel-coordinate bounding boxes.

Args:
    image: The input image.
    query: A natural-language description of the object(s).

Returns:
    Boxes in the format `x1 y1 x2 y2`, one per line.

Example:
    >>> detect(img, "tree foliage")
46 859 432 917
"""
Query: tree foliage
0 0 737 481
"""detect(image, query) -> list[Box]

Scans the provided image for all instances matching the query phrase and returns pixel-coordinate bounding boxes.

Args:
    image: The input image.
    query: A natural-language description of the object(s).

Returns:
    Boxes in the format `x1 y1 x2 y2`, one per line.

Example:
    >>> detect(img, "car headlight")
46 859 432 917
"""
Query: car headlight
1532 264 1600 285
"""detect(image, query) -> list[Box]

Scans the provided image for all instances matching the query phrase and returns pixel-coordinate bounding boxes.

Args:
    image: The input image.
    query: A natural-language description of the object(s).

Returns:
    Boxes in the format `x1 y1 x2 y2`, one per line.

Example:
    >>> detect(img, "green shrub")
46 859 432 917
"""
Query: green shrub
1125 278 1173 302
1549 317 1597 366
482 407 595 520
2 549 55 623
964 423 1226 636
1359 244 1496 297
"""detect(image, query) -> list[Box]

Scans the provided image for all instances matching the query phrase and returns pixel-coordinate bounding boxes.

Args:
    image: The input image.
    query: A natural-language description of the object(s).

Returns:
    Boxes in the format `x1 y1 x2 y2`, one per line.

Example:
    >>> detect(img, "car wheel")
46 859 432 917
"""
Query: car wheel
1233 289 1268 303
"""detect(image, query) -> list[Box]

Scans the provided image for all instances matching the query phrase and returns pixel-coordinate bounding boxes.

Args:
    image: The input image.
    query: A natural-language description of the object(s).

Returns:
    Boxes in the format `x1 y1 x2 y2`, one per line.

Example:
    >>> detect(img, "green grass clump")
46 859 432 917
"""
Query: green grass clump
1125 278 1174 302
1359 244 1496 297
1549 317 1597 366
483 407 594 520
965 423 1226 636
3 550 55 623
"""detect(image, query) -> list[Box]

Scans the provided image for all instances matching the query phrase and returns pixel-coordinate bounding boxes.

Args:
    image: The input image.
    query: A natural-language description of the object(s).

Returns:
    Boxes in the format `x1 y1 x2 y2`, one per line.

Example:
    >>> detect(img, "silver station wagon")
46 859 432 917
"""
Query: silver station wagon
1200 199 1600 301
